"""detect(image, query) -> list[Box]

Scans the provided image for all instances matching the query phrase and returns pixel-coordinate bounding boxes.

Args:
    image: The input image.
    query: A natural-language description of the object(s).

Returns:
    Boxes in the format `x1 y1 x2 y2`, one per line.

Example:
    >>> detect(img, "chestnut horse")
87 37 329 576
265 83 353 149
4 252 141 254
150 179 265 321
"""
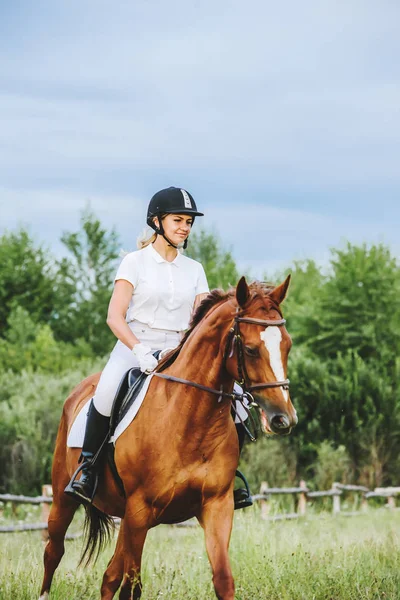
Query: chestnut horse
39 276 297 600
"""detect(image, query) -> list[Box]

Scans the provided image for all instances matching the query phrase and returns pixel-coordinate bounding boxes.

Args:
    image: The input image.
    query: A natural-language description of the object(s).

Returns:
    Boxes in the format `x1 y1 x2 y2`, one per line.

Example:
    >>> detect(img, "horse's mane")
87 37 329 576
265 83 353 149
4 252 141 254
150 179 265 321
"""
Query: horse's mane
156 281 276 373
157 288 229 372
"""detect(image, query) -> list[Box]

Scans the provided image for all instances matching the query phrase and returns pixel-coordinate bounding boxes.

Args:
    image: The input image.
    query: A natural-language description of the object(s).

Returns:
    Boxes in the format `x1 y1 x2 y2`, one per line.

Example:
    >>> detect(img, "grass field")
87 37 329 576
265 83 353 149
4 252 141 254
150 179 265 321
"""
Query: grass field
0 509 399 599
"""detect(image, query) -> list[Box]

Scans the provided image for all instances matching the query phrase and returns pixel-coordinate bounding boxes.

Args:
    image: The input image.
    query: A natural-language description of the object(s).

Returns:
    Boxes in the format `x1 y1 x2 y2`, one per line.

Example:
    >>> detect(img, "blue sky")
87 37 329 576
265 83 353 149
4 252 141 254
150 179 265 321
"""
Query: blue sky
1 0 399 277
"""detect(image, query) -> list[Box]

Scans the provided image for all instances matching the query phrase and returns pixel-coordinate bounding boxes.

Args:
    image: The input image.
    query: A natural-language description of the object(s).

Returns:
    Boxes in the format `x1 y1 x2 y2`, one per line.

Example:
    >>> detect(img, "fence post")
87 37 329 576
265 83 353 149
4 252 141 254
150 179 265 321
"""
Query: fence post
41 484 53 542
332 482 341 515
297 480 307 516
387 495 396 510
259 481 270 519
361 493 368 513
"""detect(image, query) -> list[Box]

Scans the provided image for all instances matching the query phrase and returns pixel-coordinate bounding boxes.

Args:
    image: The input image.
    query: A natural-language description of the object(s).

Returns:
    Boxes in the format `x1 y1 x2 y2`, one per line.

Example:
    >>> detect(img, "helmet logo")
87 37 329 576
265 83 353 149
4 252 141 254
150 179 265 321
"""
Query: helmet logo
180 189 192 208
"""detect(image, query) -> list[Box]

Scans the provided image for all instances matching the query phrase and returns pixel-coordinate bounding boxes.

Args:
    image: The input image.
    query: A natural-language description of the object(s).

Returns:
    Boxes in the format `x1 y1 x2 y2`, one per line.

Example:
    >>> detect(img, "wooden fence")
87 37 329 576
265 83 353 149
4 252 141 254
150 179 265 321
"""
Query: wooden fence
253 481 400 521
1 482 399 537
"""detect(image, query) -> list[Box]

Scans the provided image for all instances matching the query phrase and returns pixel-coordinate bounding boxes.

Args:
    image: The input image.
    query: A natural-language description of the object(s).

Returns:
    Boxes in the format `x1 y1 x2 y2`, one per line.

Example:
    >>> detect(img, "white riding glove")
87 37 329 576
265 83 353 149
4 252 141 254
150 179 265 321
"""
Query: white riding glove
132 343 158 374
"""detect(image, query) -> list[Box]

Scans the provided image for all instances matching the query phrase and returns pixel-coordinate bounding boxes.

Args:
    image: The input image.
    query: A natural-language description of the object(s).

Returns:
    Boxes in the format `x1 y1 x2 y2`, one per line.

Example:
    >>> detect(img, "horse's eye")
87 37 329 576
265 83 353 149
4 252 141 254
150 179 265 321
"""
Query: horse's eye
244 346 260 358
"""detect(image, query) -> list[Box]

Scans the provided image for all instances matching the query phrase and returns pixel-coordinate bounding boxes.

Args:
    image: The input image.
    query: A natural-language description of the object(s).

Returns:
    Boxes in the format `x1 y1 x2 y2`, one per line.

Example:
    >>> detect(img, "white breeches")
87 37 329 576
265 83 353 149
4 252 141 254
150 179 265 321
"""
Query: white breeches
233 382 249 423
93 321 181 417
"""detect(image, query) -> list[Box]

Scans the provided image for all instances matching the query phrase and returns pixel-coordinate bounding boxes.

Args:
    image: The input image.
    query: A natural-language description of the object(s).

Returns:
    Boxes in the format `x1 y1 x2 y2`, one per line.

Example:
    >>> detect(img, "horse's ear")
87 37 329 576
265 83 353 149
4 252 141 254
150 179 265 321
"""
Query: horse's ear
236 276 250 308
269 274 291 306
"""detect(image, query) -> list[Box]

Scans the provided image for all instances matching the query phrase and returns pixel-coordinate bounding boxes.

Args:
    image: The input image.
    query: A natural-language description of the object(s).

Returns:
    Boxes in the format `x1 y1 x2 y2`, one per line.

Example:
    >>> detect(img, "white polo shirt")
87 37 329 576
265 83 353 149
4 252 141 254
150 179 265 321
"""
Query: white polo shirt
115 243 209 332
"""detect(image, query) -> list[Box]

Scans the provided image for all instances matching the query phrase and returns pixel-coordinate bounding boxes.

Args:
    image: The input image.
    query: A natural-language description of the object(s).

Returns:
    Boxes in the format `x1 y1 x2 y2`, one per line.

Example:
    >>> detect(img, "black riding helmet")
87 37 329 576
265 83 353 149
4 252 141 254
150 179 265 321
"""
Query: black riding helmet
147 187 204 249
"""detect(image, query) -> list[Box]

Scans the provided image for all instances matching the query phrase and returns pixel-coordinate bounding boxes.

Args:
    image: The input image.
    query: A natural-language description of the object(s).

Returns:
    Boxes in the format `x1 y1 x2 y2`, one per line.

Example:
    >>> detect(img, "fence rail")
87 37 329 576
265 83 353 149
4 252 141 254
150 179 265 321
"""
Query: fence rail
0 493 52 505
1 481 399 536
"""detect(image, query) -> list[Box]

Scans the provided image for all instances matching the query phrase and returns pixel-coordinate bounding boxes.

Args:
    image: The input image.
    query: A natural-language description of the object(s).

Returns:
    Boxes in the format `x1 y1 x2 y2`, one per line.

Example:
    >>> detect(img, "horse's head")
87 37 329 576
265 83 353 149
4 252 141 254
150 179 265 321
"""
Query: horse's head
225 275 297 436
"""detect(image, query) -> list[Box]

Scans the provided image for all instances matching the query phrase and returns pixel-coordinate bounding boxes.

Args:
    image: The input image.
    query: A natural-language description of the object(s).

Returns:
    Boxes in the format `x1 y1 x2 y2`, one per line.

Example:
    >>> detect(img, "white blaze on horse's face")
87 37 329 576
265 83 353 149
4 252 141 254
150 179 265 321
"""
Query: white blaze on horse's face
260 326 289 403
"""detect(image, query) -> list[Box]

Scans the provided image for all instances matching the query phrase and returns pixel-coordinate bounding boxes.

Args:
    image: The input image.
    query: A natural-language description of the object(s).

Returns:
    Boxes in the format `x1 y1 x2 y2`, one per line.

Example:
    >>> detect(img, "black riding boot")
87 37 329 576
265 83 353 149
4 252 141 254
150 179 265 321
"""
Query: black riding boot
233 422 253 510
64 400 110 505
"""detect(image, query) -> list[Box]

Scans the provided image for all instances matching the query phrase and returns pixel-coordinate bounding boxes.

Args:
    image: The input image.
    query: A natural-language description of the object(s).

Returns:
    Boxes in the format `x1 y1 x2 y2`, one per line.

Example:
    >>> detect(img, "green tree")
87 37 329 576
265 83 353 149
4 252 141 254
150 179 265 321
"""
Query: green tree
278 259 325 344
185 228 239 290
0 229 59 337
0 306 93 373
305 243 400 362
275 244 400 487
288 348 400 487
0 363 103 494
53 207 121 355
239 436 298 490
311 441 352 490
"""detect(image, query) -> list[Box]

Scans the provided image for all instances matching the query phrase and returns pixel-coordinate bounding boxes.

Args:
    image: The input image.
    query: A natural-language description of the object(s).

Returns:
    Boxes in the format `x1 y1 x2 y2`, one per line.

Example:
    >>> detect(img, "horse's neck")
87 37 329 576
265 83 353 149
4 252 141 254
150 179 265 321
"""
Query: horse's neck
174 316 230 388
168 312 234 421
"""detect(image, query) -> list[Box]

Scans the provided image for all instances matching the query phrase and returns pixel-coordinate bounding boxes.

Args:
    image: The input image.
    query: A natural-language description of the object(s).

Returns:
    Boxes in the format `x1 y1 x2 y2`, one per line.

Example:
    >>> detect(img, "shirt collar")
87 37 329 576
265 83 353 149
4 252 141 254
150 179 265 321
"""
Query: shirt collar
148 243 181 267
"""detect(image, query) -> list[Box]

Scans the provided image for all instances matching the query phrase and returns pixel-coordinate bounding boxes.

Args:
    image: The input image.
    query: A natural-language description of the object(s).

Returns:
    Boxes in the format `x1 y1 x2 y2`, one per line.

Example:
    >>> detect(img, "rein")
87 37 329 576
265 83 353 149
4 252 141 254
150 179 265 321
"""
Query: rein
152 307 290 440
152 372 242 401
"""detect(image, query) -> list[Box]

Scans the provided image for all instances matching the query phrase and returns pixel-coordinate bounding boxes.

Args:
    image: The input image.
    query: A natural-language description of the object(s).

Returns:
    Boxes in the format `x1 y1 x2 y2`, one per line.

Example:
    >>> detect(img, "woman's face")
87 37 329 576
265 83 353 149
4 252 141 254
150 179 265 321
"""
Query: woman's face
158 213 193 245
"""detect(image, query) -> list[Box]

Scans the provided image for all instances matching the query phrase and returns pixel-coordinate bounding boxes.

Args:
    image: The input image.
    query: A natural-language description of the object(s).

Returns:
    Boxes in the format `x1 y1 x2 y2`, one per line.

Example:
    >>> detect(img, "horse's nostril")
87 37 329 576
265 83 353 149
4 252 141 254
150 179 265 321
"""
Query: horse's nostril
270 414 290 430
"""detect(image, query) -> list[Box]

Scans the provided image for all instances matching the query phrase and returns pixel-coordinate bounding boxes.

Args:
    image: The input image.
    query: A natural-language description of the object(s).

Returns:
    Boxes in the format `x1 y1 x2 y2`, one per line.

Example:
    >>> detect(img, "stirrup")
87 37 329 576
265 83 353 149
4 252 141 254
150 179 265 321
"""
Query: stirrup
234 469 253 510
64 462 99 505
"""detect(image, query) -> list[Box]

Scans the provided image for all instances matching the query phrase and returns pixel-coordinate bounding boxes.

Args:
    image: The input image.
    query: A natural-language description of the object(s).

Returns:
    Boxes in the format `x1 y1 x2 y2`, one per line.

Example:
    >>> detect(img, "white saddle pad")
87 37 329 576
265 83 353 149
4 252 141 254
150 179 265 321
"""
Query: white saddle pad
67 374 154 447
67 376 248 448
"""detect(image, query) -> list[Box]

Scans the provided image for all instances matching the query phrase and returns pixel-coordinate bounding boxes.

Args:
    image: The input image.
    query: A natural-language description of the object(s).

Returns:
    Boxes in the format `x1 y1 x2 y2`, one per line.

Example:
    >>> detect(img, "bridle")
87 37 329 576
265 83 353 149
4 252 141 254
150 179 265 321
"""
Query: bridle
223 311 290 393
152 305 290 440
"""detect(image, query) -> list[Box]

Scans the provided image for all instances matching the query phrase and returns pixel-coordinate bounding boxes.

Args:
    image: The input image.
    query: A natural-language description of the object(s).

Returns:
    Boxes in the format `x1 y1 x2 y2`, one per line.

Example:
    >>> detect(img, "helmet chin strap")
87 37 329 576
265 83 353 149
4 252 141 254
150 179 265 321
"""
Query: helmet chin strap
154 221 189 249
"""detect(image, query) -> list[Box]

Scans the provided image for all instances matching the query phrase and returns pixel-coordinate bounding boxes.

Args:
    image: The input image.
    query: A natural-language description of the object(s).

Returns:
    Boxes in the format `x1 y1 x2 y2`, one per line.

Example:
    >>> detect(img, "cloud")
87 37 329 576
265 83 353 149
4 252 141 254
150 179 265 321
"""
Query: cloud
1 0 399 188
2 187 398 280
0 186 146 258
0 0 400 275
202 202 400 276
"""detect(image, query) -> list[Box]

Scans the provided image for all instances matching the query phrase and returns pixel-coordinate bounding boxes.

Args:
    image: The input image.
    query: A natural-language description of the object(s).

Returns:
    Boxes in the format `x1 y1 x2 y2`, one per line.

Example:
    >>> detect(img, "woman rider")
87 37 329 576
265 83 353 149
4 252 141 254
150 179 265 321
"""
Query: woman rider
65 187 252 509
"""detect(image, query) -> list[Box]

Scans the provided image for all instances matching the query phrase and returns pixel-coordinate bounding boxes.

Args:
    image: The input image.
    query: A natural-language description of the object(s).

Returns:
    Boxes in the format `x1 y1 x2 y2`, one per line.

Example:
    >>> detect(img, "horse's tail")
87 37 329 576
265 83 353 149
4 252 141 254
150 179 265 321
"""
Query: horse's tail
79 504 116 566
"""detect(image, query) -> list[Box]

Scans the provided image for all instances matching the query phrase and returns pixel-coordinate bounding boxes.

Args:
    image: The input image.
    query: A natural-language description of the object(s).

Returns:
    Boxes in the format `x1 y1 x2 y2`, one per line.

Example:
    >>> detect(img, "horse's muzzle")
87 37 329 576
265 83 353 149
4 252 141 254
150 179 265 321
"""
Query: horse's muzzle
258 402 298 435
269 413 296 434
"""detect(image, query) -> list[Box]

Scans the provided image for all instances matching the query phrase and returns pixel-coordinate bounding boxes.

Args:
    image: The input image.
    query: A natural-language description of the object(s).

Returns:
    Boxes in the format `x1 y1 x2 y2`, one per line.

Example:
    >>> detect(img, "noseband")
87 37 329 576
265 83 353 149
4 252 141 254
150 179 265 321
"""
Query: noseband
153 307 291 425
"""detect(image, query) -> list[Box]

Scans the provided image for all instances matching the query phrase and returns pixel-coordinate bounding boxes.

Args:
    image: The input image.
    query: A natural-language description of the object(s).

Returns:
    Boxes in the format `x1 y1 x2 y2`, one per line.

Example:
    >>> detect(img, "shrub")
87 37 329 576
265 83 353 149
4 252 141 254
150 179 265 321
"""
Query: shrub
0 363 103 494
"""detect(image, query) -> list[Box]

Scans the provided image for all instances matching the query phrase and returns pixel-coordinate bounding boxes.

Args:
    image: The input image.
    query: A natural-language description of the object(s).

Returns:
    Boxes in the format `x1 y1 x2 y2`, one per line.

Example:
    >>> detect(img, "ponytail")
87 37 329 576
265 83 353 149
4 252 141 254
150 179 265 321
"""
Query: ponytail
136 227 157 249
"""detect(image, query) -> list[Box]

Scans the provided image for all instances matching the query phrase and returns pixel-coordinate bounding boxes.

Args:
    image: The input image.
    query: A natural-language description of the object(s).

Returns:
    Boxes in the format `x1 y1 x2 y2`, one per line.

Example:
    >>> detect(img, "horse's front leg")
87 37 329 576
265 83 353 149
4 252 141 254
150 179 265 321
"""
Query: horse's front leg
199 496 235 600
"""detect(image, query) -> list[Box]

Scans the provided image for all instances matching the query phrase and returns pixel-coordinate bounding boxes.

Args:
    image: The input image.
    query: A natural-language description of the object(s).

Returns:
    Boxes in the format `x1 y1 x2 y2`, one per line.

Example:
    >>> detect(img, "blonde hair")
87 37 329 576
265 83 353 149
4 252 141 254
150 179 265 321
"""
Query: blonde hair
136 226 157 249
136 214 185 253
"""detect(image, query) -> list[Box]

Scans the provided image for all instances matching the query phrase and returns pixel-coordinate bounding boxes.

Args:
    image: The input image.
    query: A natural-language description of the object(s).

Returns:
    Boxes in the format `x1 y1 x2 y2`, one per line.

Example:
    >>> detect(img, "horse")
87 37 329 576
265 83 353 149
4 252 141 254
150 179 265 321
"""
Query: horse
39 275 297 600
